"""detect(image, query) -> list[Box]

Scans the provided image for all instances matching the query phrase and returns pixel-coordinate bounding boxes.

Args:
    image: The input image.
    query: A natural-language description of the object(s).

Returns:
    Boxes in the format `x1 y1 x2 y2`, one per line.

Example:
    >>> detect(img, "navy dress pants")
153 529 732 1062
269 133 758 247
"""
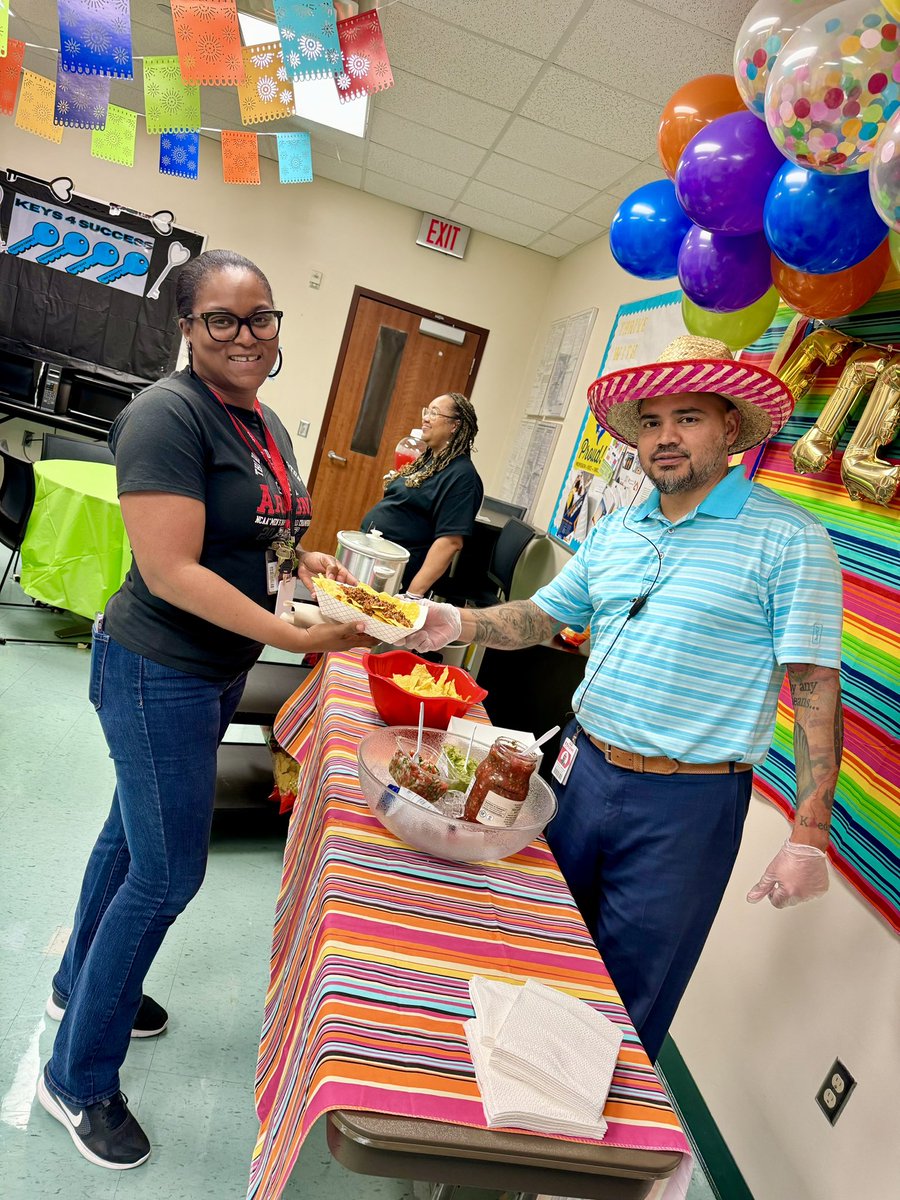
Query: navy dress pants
546 723 752 1062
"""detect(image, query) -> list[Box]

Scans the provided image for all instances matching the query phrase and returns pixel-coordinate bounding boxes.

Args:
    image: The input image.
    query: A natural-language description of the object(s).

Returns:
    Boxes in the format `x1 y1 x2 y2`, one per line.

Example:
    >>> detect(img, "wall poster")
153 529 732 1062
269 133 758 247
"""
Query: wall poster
548 291 684 550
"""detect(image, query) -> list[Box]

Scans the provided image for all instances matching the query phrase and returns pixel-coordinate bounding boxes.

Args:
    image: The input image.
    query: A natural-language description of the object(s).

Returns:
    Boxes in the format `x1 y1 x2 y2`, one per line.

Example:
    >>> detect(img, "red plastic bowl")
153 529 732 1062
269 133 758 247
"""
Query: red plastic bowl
362 650 488 730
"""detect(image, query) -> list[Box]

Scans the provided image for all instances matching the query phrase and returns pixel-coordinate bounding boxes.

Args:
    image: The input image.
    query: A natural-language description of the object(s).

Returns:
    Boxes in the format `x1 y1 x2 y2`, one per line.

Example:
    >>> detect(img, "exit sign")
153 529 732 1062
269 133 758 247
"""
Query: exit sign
416 213 470 259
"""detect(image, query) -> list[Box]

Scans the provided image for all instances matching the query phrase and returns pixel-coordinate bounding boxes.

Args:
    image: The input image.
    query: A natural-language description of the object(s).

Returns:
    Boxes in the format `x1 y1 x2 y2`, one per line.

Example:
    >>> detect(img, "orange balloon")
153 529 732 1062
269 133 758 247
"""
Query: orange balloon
657 74 746 180
772 241 891 320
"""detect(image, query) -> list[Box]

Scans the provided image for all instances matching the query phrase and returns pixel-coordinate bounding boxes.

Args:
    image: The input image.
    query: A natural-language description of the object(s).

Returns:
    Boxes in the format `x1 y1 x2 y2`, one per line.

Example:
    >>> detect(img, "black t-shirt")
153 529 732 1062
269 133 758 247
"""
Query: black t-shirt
361 455 483 588
104 369 311 681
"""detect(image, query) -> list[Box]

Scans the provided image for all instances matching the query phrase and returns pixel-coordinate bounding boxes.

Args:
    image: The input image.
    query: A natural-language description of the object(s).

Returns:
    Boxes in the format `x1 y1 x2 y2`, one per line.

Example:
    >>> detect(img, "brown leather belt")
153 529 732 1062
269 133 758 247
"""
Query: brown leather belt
586 733 752 775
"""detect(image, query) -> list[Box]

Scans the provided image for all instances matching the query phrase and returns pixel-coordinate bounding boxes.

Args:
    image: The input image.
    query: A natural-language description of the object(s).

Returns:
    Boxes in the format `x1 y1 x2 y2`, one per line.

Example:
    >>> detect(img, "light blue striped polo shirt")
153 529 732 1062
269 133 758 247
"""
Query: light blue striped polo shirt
533 466 843 764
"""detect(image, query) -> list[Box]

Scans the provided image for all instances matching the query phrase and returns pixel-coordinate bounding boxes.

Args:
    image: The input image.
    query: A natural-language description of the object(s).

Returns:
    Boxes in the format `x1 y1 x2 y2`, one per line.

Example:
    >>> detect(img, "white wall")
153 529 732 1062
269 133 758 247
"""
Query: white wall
518 233 899 1200
1 124 555 482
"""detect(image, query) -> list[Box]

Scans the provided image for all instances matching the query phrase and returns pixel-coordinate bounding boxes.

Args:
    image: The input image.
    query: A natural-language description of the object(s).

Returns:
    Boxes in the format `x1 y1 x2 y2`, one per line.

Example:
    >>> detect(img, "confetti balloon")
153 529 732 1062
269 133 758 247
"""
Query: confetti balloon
734 0 835 118
772 239 890 316
765 0 900 173
657 75 745 179
764 160 887 271
678 225 773 312
609 180 692 280
870 105 900 228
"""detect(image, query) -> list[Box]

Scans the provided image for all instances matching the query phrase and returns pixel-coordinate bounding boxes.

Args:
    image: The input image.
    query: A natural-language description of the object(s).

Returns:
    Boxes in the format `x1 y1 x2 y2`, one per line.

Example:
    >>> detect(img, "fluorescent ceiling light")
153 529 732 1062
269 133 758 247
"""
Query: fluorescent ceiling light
238 11 368 138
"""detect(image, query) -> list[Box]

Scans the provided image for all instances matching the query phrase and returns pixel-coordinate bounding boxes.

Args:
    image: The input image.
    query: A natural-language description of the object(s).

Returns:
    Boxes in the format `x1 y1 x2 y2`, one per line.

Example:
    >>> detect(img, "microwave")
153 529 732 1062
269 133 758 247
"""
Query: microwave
52 369 135 429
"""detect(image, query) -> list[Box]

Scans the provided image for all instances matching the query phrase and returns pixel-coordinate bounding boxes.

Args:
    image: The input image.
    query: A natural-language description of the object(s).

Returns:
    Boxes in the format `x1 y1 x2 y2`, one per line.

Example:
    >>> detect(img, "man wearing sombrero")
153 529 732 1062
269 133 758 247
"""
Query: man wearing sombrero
401 336 844 1062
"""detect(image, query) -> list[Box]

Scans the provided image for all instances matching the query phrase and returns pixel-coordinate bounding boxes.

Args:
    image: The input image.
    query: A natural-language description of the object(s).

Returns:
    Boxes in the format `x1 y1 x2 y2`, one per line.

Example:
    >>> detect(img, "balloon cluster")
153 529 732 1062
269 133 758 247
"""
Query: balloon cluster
609 0 900 349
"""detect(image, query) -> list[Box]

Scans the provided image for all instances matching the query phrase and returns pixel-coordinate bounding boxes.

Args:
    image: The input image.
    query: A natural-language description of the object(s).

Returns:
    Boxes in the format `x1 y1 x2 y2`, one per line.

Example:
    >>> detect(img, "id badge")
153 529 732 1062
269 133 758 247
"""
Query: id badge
265 549 279 596
275 572 296 619
551 737 579 785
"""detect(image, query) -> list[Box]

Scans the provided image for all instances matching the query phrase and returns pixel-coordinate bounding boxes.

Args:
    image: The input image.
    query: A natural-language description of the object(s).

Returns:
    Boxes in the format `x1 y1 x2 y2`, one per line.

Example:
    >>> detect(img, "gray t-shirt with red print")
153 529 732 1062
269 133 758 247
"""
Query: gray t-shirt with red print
104 368 311 680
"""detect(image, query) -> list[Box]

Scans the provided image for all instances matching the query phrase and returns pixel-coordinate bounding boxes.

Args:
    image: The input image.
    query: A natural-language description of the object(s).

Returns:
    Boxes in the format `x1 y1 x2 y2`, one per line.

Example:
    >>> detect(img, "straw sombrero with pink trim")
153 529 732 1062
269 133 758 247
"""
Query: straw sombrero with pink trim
588 335 795 454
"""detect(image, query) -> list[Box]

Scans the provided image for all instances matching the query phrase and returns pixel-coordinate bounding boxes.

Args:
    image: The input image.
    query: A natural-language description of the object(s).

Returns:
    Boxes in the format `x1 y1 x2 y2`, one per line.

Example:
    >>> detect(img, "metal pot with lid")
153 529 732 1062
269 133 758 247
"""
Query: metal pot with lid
335 528 409 595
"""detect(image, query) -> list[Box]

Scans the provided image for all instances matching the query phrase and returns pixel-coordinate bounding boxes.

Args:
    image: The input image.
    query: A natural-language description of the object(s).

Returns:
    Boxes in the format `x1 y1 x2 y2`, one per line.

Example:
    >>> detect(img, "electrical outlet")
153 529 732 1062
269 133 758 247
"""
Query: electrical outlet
23 430 35 447
297 420 310 438
815 1059 856 1125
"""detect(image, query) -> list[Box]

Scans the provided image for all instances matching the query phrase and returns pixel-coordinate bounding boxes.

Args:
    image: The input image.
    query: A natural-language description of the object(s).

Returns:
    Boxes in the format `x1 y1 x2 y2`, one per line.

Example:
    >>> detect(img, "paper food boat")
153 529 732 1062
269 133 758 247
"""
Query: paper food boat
312 580 427 645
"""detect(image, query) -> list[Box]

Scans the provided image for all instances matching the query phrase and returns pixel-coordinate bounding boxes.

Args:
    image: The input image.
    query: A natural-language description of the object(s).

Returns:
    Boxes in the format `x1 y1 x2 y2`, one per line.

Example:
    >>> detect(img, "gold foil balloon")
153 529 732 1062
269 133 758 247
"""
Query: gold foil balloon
734 0 834 118
841 356 900 504
792 346 890 473
777 328 853 400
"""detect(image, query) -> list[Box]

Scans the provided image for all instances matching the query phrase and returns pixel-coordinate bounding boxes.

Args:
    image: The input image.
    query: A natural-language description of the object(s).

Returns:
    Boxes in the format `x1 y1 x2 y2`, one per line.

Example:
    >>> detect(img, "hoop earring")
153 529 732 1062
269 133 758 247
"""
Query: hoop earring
268 347 283 379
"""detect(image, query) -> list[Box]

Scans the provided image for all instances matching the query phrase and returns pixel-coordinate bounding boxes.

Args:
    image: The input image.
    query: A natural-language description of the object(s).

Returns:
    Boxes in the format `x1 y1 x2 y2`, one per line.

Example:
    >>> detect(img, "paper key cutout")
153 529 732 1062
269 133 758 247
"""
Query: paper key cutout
97 251 150 285
66 242 119 275
8 222 60 257
37 231 90 265
147 240 192 299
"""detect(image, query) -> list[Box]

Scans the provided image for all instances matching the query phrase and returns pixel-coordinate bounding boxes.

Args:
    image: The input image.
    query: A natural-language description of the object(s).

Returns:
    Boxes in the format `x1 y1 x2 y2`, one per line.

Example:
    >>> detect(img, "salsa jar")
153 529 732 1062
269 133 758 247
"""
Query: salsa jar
463 738 539 826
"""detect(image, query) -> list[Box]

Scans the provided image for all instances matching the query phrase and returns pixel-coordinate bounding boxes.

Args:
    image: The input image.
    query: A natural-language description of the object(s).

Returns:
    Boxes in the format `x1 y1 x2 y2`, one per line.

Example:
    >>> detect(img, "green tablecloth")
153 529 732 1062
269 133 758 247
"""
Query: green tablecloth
20 460 131 620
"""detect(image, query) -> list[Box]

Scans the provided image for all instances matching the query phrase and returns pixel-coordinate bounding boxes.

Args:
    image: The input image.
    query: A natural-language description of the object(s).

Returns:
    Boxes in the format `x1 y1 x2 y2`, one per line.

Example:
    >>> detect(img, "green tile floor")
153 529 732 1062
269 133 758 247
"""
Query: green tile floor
0 557 717 1200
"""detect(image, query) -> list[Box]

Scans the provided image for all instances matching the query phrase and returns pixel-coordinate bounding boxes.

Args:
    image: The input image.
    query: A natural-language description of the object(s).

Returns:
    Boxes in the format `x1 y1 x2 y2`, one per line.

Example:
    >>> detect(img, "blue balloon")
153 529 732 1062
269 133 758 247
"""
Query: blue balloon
609 180 691 280
763 164 887 275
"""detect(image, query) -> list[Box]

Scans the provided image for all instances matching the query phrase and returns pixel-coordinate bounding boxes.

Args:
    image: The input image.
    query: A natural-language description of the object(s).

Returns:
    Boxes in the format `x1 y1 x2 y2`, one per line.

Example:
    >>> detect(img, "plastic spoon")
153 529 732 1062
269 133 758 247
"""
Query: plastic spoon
415 702 425 757
523 725 561 755
463 725 477 768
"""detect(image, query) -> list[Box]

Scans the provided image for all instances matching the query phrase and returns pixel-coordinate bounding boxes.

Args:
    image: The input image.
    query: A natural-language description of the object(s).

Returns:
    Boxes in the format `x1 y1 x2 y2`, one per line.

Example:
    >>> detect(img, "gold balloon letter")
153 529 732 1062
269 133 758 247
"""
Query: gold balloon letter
792 347 891 475
777 329 853 402
841 356 900 506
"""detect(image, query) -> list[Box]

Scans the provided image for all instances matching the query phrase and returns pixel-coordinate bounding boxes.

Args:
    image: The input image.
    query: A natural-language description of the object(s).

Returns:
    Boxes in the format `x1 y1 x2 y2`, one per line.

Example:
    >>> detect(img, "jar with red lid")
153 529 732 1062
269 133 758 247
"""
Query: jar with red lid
463 738 539 827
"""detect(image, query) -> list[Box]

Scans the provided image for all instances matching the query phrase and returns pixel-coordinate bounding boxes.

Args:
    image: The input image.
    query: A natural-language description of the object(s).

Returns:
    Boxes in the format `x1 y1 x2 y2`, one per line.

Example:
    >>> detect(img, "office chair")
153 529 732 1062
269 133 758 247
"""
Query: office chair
42 433 114 465
438 517 538 609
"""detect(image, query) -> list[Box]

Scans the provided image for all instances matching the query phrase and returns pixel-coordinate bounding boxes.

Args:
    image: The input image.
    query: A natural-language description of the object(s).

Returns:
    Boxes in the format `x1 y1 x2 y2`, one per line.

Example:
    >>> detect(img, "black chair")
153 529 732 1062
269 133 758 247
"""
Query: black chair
438 517 538 609
0 445 36 606
42 432 114 465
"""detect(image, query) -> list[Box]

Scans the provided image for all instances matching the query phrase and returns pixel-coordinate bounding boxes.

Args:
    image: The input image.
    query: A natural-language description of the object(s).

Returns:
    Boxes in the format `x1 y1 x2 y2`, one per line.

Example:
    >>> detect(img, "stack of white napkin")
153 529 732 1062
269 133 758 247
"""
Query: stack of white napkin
464 976 623 1138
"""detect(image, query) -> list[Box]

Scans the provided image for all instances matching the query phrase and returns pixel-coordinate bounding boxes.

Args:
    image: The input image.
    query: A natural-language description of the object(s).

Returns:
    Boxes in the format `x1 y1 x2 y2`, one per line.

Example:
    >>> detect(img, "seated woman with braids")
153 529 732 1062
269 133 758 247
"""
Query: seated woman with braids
361 392 483 596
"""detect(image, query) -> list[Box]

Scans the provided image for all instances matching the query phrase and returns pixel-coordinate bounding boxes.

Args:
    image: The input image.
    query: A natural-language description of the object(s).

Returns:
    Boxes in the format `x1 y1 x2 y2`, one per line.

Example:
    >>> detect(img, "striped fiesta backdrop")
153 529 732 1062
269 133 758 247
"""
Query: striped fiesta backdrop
741 293 900 934
249 652 690 1200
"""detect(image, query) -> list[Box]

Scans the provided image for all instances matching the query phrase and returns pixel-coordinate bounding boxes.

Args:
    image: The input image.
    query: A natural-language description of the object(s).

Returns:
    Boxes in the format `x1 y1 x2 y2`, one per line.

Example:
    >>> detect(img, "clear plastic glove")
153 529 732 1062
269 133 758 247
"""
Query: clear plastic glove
746 838 829 909
397 598 462 653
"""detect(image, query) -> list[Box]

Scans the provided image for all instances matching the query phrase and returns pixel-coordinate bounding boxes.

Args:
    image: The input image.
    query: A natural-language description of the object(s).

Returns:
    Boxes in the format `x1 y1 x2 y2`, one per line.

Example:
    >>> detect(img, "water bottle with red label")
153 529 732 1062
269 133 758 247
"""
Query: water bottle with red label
394 428 425 471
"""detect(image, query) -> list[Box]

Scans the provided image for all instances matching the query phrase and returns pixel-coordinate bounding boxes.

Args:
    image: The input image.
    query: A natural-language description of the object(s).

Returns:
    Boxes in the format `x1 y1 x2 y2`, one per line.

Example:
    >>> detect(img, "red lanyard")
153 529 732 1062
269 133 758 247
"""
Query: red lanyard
212 391 294 533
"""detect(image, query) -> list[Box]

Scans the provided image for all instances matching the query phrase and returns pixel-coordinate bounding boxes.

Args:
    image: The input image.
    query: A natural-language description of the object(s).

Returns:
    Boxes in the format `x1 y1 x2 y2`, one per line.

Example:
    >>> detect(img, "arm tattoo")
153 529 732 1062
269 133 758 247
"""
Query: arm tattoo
469 599 563 650
786 663 843 842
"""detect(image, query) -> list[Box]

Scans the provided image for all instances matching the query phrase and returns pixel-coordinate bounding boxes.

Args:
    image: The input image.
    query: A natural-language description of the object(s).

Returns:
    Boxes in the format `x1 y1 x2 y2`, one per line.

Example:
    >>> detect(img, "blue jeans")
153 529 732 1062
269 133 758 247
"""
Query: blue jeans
47 627 247 1106
546 723 752 1062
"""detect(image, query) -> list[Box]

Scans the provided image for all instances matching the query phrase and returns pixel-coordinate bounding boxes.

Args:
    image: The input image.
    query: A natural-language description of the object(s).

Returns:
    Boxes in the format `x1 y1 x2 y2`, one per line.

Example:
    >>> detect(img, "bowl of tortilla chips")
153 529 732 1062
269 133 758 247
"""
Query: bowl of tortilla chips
362 650 488 729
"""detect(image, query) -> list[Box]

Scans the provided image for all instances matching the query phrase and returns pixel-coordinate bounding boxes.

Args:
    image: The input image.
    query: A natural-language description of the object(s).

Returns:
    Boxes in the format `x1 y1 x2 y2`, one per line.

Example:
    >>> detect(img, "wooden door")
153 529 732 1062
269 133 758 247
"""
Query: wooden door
304 289 488 554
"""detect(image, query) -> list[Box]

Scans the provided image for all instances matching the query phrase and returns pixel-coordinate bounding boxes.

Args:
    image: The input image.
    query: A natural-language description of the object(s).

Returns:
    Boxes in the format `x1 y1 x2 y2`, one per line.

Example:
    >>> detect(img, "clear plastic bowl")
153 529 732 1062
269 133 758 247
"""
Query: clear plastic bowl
357 726 558 864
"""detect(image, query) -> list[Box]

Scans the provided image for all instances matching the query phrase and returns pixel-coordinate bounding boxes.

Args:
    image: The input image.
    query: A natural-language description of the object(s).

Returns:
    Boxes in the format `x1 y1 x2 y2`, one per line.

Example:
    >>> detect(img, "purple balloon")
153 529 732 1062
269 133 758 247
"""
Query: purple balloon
678 225 772 313
675 111 785 235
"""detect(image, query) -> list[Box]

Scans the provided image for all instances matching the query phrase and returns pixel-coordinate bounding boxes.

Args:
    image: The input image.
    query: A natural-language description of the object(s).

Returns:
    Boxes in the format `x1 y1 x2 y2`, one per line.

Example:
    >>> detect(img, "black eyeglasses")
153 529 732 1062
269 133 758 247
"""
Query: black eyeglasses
186 310 283 341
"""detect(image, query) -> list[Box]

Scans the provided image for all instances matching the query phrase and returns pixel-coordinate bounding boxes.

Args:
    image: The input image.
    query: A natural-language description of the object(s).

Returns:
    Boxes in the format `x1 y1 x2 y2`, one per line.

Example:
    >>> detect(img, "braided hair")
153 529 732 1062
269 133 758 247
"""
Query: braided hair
389 393 478 489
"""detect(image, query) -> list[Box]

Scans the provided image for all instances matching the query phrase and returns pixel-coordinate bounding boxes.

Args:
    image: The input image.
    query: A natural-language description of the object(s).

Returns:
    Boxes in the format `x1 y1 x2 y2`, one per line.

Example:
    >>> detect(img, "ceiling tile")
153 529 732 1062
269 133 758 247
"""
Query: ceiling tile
368 110 486 176
556 0 734 107
575 192 621 226
530 232 578 258
641 0 753 40
372 70 510 149
551 214 607 244
476 154 595 211
399 0 584 58
364 171 455 218
495 118 641 191
309 134 367 166
606 160 668 199
450 204 543 248
520 68 660 158
379 5 542 109
314 158 364 189
458 179 566 233
366 143 468 200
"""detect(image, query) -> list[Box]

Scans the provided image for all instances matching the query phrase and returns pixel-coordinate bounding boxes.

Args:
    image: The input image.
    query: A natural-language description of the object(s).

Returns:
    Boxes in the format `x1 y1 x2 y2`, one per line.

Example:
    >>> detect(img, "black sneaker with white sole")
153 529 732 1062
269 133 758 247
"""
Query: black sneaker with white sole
37 1067 151 1170
46 988 168 1038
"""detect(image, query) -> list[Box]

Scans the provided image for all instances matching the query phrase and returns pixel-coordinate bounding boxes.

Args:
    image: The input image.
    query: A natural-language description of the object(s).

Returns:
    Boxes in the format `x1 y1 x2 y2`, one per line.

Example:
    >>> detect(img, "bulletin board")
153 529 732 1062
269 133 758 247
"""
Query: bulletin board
548 291 684 549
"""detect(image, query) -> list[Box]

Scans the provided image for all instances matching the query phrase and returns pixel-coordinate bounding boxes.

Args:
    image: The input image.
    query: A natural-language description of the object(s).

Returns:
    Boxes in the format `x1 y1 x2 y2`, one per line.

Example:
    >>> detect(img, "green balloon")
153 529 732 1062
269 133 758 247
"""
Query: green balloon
682 287 780 351
890 230 900 275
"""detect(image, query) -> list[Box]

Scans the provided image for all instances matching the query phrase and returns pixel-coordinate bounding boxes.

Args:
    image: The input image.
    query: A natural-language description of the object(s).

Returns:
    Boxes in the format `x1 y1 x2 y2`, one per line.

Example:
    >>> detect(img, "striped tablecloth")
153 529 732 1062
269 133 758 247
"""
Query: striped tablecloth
248 650 691 1200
